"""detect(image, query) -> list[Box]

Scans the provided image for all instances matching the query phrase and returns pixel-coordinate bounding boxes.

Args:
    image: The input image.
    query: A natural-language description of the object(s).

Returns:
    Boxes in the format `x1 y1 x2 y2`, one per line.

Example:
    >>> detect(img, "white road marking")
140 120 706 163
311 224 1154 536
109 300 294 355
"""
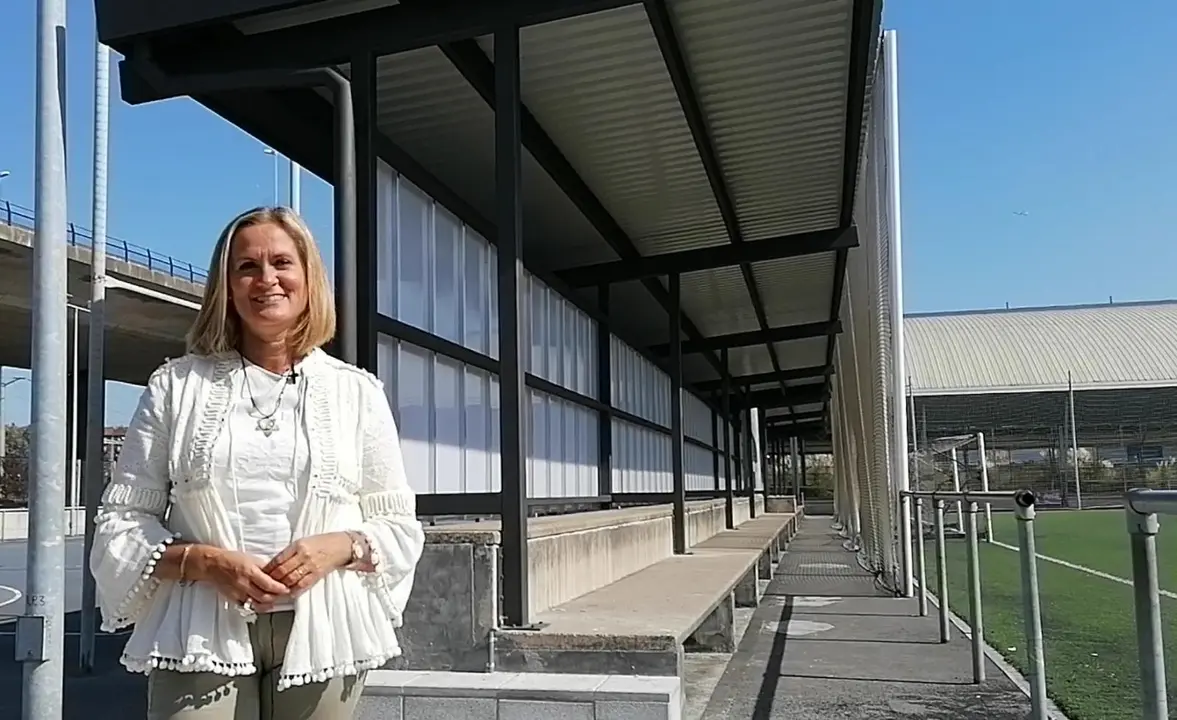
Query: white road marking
791 596 842 608
0 584 21 609
990 539 1177 599
765 619 834 637
797 562 850 570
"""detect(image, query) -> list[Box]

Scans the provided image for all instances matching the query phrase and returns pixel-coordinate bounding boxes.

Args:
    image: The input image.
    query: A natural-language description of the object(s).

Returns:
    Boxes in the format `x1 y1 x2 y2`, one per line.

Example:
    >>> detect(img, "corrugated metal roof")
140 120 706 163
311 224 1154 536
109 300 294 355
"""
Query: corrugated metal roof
673 0 851 241
752 253 836 328
500 7 729 257
906 301 1177 396
373 48 613 271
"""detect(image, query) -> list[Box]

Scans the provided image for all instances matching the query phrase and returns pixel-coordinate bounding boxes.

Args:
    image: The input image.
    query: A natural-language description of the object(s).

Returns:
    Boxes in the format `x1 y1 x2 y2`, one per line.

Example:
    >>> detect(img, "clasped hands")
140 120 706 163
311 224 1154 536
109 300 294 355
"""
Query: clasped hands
196 532 354 612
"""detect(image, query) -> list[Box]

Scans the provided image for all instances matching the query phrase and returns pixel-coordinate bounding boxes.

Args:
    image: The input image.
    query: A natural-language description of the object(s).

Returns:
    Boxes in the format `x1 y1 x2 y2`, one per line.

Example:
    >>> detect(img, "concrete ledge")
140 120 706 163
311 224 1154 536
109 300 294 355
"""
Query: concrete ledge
361 670 681 720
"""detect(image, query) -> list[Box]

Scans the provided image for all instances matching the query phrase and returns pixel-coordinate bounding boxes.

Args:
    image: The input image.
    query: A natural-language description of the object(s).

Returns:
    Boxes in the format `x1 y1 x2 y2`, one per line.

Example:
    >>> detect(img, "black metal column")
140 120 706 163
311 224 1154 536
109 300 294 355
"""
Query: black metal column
799 437 808 503
332 71 357 365
495 24 530 629
669 273 687 555
597 284 613 503
711 404 719 492
721 350 734 529
352 50 379 371
759 410 768 502
744 403 756 518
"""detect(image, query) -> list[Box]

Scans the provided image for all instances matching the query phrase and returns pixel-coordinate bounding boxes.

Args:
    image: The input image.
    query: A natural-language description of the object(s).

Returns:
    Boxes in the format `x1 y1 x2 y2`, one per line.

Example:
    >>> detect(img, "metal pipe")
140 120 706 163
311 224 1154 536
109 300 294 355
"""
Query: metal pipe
721 352 733 529
883 31 913 600
978 431 992 542
934 499 950 643
915 496 927 617
289 160 301 212
964 501 985 683
1067 372 1082 510
901 489 1036 511
1127 508 1167 719
1125 488 1177 517
79 37 110 673
950 446 962 524
24 0 69 714
325 69 357 365
1014 501 1048 720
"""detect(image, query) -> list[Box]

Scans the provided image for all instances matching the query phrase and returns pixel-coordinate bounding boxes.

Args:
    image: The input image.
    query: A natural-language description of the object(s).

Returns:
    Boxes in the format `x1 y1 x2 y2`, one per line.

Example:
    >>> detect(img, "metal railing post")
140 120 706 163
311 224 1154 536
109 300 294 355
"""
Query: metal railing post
915 496 927 617
964 500 985 683
1014 498 1048 720
934 498 950 643
1127 506 1167 720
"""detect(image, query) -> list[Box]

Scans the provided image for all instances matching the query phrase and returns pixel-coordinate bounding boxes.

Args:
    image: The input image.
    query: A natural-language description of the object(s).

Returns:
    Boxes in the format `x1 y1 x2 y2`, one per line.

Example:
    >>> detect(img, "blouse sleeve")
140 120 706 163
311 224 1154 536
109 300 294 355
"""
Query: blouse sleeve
89 364 178 632
352 377 426 627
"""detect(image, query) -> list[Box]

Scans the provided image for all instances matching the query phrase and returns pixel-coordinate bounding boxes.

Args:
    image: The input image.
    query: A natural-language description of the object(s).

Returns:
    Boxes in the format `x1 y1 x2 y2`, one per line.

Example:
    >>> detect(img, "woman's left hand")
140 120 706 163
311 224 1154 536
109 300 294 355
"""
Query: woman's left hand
264 533 352 594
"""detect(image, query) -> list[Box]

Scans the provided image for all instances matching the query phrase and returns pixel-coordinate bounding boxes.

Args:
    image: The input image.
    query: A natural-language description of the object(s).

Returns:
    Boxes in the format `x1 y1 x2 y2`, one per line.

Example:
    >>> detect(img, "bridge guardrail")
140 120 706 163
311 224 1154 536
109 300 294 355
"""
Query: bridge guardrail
0 200 208 285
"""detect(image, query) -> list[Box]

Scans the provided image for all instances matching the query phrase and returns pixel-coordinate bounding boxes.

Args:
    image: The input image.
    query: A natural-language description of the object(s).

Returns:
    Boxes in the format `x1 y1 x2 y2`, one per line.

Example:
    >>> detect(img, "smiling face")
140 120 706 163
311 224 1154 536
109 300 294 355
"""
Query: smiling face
227 221 308 344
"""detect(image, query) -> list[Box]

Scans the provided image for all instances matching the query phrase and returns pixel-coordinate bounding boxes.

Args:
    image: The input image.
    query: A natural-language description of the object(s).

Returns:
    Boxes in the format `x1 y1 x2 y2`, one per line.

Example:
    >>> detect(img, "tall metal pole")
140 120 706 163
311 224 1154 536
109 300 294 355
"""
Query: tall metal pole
79 37 110 672
24 0 69 715
1127 509 1167 720
1015 501 1049 720
934 499 950 643
1067 372 1082 510
978 431 992 542
69 305 79 522
290 160 302 213
669 273 686 554
882 29 913 600
964 501 986 683
950 447 962 525
914 497 927 616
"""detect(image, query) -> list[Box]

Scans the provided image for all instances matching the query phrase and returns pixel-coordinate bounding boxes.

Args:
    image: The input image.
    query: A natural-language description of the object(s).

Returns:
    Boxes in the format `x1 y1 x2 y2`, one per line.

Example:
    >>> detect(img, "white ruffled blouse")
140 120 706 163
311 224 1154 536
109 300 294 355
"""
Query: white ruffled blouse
90 349 426 691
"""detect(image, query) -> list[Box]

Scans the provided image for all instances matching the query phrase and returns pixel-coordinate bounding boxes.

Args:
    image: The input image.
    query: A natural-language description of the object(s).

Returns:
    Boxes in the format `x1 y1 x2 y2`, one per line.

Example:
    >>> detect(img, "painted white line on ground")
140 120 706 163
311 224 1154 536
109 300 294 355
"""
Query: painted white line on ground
990 539 1177 599
0 585 21 609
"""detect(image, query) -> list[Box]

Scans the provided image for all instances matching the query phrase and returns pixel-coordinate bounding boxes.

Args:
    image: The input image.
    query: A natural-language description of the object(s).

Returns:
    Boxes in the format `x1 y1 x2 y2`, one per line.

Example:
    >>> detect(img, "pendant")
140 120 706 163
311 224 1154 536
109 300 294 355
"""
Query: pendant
256 417 278 437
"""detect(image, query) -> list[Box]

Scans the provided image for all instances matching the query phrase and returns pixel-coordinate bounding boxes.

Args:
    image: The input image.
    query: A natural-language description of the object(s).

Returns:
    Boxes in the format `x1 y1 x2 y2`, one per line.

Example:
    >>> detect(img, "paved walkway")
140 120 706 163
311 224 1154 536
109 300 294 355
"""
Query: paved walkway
702 518 1035 719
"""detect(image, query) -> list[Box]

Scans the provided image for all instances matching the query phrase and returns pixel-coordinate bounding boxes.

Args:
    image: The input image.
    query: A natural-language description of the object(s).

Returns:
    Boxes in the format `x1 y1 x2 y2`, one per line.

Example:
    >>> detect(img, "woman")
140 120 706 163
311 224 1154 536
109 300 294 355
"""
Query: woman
90 207 425 720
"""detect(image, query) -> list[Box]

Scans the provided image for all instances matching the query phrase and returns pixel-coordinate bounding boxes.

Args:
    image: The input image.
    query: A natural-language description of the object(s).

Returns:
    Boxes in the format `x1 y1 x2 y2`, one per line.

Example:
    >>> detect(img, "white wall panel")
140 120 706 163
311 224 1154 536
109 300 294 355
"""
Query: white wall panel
525 276 597 397
611 418 673 493
683 391 713 443
610 337 671 427
527 389 599 499
685 443 715 491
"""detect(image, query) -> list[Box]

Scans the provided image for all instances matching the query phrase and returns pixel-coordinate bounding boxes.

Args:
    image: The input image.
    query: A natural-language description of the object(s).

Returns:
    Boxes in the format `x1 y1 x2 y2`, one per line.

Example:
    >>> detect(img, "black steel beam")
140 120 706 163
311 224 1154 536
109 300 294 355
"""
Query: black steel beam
823 0 882 416
597 285 613 502
721 350 734 529
645 0 790 410
743 404 756 517
669 274 687 554
494 25 530 629
353 50 379 371
711 404 719 492
136 0 642 74
694 365 832 392
651 320 840 355
737 384 829 411
439 39 729 382
557 226 857 287
95 0 317 46
765 410 825 425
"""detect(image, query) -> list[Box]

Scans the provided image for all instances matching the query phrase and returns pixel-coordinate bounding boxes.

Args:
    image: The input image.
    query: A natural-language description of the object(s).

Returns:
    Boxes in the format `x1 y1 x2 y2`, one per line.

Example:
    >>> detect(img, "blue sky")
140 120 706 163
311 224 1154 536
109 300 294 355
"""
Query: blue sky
2 0 1175 426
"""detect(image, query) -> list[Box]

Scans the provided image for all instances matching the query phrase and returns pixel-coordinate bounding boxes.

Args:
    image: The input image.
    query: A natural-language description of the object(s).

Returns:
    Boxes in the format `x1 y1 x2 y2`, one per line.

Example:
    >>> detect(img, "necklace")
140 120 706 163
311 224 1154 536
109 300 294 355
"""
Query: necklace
240 354 295 436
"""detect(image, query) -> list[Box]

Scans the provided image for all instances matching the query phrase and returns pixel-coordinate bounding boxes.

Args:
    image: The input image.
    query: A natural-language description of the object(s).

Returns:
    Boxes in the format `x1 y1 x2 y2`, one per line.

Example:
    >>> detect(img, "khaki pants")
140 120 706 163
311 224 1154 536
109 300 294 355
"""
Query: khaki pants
147 612 366 720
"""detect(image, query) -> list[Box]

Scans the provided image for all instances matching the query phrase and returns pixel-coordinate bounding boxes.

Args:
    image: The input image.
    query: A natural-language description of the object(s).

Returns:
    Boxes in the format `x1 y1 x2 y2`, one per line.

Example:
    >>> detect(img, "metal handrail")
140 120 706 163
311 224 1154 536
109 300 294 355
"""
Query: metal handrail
0 200 208 285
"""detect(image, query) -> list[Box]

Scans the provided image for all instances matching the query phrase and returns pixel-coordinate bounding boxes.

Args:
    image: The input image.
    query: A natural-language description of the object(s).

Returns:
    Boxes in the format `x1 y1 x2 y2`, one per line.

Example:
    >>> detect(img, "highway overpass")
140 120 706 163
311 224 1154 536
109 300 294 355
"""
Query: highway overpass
0 204 201 387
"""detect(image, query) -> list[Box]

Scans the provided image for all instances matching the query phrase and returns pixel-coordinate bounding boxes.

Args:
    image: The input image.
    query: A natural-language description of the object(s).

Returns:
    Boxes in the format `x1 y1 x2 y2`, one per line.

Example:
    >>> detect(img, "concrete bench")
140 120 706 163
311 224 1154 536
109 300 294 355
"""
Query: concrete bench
361 670 682 720
494 512 797 679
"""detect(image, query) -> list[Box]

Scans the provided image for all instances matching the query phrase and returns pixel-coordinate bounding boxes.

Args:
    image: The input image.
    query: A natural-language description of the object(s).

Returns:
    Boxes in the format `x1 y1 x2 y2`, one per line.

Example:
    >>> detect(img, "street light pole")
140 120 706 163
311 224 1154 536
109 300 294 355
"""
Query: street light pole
263 147 279 204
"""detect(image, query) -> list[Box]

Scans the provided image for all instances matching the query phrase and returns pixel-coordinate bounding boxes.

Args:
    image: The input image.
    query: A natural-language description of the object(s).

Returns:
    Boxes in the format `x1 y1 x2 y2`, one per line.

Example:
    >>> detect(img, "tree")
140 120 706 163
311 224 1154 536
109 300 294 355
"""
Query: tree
1 424 29 506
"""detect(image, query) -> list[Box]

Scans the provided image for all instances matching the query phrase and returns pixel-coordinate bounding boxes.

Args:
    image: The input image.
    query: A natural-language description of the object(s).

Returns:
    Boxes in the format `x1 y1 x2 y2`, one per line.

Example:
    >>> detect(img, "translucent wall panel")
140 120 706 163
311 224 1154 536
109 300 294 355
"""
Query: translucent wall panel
685 444 715 491
525 276 597 397
611 418 673 493
609 337 671 427
526 389 599 499
683 392 713 443
376 162 499 359
377 334 501 495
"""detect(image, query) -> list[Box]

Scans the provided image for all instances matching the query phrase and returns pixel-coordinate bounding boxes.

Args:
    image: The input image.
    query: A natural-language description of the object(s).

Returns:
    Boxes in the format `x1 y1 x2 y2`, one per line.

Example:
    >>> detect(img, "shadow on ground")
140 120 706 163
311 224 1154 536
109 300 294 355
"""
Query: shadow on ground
702 519 1034 719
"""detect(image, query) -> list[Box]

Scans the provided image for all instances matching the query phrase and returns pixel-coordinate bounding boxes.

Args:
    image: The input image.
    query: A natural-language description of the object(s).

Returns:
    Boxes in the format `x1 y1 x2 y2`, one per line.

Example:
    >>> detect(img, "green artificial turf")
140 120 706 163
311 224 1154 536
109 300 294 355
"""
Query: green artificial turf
924 508 1177 720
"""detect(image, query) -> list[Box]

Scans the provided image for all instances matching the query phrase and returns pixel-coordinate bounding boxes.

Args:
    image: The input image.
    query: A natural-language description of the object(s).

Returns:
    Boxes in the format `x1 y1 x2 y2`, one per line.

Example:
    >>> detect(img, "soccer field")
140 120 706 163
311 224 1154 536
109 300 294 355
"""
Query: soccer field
927 508 1177 720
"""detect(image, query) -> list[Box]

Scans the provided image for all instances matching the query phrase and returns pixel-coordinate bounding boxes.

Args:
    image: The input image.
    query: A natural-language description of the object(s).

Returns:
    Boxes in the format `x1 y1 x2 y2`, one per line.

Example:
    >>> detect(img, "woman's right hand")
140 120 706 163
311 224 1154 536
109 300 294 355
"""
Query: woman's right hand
192 547 290 610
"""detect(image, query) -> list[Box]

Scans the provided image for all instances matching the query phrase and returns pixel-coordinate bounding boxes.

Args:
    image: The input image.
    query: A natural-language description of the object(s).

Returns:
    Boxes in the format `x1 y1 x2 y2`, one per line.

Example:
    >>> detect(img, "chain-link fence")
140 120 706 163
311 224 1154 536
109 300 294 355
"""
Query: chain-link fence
911 383 1177 509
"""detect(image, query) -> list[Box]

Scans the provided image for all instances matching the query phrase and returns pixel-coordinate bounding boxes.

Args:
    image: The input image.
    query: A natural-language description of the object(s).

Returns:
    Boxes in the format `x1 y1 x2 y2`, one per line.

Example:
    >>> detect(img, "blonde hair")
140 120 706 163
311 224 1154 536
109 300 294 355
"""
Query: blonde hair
187 206 335 357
